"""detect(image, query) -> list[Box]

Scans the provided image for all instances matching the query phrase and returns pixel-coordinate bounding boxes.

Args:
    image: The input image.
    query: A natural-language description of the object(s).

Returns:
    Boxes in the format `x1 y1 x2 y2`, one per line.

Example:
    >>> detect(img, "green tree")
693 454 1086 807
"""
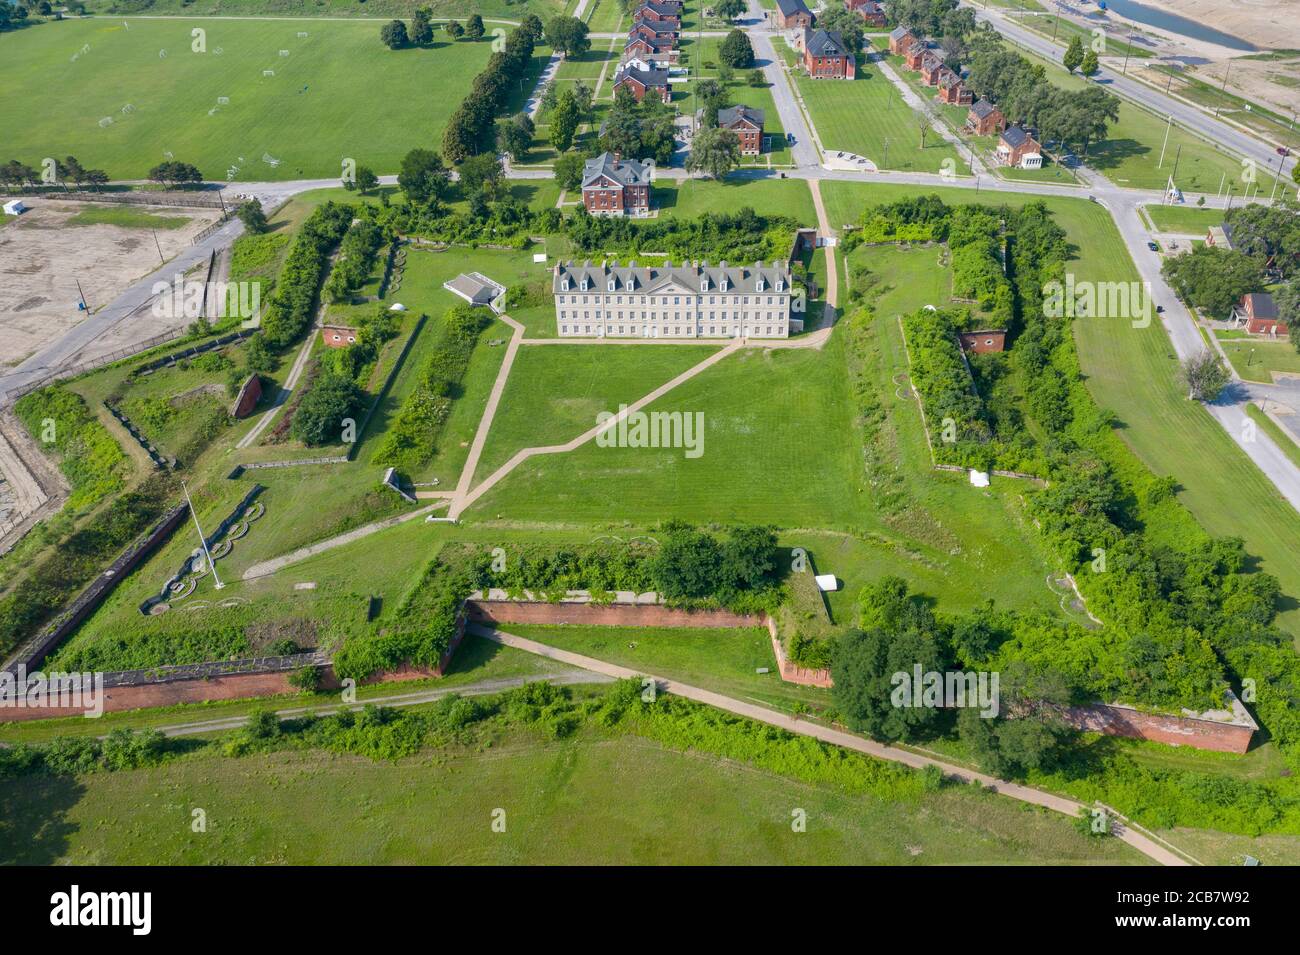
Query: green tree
1080 49 1098 77
553 152 586 190
650 522 722 599
236 198 268 234
550 89 581 151
715 0 746 19
380 19 409 50
397 147 450 203
497 114 535 161
445 20 465 39
1161 245 1264 320
355 165 379 194
830 625 949 742
411 8 433 45
686 126 741 179
291 374 367 445
458 152 503 197
1062 35 1084 74
1179 350 1230 402
466 13 485 40
545 15 590 57
748 68 765 87
718 29 755 69
719 525 777 591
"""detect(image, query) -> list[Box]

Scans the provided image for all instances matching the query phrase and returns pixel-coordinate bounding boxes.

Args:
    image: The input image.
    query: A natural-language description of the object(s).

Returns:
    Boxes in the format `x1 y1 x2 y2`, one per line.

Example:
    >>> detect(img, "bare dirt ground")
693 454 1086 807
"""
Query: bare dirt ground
1105 0 1300 119
0 199 221 368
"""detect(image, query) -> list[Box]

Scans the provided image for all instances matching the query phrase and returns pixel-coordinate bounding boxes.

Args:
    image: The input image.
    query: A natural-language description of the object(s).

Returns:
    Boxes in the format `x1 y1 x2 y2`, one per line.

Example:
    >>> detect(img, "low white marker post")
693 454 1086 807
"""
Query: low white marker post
182 479 224 590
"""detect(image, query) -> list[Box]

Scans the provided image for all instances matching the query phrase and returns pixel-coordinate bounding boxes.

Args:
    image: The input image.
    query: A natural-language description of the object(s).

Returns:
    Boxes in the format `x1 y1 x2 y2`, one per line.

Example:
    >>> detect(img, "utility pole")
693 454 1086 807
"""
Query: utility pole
152 228 164 263
75 278 89 312
1168 143 1182 187
1121 33 1133 76
1214 62 1232 117
1268 150 1288 204
182 480 224 590
1157 114 1172 168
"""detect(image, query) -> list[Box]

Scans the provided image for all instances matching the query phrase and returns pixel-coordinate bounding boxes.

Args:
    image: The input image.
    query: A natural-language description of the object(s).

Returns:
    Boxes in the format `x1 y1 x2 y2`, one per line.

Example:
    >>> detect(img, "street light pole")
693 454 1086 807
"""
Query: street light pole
1157 114 1172 168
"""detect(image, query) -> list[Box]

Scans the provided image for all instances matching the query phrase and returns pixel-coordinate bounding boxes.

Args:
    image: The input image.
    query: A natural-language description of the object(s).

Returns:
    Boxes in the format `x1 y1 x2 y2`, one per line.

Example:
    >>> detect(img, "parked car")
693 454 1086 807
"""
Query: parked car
787 133 796 145
1147 241 1160 252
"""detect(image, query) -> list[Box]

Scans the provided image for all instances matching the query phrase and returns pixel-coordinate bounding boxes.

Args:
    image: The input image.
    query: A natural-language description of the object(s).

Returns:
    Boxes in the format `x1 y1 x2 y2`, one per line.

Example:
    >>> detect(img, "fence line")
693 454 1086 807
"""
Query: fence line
37 190 227 210
2 330 186 403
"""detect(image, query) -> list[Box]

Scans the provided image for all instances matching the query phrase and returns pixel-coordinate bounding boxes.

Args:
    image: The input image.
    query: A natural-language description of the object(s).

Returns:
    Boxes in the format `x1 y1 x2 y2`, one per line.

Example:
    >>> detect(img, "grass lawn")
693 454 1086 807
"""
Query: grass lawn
65 206 193 230
653 177 817 224
1219 339 1300 383
0 718 1144 864
0 19 511 180
1144 203 1224 234
583 0 627 32
779 40 963 175
1015 46 1280 195
821 178 1300 643
471 343 721 485
500 624 831 712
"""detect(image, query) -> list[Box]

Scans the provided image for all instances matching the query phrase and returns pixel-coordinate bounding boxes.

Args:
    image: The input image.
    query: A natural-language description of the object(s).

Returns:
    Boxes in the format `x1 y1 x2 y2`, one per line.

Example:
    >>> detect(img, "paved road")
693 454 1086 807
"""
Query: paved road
744 0 820 168
964 2 1296 186
476 625 1191 866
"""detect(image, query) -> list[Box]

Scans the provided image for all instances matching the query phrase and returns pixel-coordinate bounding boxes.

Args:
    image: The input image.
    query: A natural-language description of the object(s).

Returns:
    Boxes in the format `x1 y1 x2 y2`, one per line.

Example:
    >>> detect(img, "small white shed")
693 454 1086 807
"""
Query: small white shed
3 200 28 216
814 574 839 592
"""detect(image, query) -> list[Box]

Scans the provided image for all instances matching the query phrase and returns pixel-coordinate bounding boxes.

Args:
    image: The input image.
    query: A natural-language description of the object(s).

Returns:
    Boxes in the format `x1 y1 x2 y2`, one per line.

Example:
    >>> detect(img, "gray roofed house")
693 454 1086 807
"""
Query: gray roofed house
613 64 672 103
805 29 848 58
718 105 765 127
889 26 912 41
552 260 796 339
802 28 856 78
970 98 997 119
1001 125 1031 148
582 152 650 189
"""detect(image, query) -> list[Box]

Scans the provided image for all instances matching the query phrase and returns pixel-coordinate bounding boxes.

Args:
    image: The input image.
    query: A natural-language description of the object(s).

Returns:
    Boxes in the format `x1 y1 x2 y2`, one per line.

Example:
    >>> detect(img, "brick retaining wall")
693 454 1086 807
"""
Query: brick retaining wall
1056 703 1255 755
464 599 761 629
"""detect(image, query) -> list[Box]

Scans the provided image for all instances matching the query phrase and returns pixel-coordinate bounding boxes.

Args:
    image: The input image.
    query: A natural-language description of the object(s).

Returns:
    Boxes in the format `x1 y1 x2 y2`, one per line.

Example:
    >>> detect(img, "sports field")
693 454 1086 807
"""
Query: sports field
0 18 513 180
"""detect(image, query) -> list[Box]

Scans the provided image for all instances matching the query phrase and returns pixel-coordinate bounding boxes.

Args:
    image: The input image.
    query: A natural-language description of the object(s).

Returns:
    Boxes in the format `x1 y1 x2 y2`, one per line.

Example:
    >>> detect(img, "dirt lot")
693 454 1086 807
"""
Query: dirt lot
0 199 221 368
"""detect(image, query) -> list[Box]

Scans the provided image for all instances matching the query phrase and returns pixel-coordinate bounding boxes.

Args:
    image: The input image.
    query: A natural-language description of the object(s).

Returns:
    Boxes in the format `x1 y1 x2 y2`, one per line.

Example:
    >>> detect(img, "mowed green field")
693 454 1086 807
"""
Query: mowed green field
778 40 963 175
0 19 503 180
0 724 1143 865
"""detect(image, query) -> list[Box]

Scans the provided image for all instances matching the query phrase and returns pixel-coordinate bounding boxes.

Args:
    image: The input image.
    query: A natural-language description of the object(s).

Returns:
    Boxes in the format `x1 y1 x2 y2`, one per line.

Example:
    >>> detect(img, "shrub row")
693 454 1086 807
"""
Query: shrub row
259 201 353 348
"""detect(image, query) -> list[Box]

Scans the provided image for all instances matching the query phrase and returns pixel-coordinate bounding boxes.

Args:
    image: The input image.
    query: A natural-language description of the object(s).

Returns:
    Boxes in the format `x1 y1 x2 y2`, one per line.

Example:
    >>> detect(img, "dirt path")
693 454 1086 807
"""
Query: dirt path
236 332 315 450
449 340 743 520
475 625 1192 867
241 500 443 580
451 314 526 515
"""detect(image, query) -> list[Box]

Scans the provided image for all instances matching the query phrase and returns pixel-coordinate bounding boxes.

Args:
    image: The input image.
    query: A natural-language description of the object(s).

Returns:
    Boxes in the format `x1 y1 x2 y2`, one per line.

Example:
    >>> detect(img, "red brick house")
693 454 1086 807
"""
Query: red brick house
1206 223 1235 250
774 0 814 31
630 18 679 45
937 69 973 105
904 39 928 70
959 329 1007 354
623 35 679 67
846 0 886 26
888 26 916 56
614 65 672 104
802 28 856 79
1234 292 1288 336
965 98 1005 136
636 0 682 23
321 324 359 348
581 152 652 217
920 52 946 85
718 105 765 155
996 125 1042 169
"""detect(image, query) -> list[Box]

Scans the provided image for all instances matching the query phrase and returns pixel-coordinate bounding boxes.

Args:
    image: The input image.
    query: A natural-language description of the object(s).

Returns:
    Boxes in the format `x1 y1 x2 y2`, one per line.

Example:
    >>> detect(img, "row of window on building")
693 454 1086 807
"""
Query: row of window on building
559 310 785 322
557 294 784 306
560 325 786 337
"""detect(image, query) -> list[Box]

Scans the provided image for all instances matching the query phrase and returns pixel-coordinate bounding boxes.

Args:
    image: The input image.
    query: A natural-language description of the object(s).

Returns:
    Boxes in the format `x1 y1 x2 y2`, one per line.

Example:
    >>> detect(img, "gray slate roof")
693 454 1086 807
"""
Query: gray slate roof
615 65 670 89
632 16 678 34
970 98 998 118
775 0 812 18
554 260 792 294
889 26 913 41
1243 292 1279 319
718 104 765 128
805 28 850 58
1001 125 1036 148
444 274 498 305
582 152 651 189
637 0 682 15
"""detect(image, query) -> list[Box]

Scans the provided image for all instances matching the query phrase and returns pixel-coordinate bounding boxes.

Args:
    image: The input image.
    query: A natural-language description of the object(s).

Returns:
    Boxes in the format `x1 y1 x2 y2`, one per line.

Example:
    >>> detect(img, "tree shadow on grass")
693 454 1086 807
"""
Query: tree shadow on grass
0 774 86 865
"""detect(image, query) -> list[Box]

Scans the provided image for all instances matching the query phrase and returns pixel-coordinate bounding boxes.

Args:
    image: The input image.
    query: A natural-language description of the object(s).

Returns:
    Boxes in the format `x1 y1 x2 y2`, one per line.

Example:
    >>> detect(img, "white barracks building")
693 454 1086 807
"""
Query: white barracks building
552 260 795 339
